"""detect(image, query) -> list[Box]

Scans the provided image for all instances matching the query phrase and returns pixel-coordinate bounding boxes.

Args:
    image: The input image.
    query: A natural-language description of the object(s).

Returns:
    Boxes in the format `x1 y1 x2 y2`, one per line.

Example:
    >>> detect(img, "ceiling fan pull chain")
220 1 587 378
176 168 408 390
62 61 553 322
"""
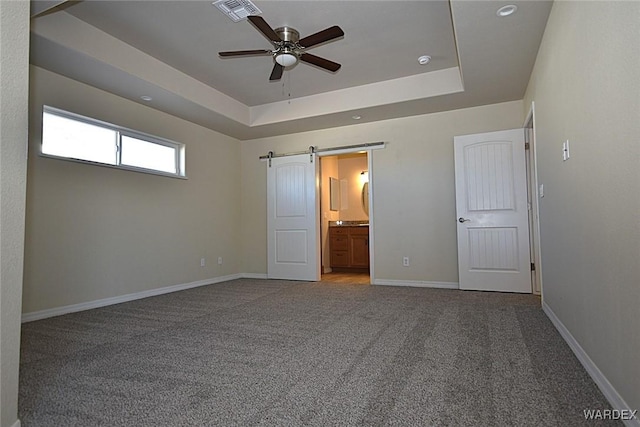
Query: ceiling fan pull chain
287 70 291 104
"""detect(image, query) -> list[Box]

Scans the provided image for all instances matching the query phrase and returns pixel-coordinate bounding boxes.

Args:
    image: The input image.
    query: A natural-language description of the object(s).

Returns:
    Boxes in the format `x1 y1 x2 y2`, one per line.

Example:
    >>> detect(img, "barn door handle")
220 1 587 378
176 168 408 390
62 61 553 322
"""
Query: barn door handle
458 217 471 223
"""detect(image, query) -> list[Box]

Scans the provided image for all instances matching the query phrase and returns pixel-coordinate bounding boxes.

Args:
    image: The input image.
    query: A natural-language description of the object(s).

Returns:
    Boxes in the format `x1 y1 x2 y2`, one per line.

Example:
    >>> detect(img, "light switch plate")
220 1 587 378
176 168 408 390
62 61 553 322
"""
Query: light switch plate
563 139 570 161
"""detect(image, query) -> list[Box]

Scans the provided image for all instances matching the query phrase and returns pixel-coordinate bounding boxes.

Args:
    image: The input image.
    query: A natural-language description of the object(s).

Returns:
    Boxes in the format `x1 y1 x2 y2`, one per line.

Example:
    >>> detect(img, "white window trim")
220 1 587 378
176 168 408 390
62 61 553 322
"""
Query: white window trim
41 106 187 179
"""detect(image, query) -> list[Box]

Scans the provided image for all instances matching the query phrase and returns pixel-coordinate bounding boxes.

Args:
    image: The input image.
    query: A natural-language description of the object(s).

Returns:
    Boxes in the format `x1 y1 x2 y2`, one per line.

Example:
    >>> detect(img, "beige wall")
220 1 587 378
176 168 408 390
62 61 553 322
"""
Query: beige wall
240 100 524 281
0 2 29 426
23 67 242 314
524 1 640 411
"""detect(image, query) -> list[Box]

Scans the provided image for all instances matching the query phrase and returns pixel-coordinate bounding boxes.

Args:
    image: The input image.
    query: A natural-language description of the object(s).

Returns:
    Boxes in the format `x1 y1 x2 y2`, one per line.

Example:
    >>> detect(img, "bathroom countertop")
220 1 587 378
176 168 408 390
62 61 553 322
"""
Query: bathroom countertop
329 221 369 227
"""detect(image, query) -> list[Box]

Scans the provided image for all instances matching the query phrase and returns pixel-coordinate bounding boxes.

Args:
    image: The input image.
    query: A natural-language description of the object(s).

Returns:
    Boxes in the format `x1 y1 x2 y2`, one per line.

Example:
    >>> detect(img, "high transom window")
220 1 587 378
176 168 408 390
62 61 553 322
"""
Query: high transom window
41 106 186 178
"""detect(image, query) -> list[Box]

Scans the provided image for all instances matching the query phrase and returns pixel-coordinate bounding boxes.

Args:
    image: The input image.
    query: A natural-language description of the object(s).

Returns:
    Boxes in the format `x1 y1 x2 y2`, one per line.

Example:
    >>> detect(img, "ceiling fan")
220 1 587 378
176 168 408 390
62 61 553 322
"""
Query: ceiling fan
219 15 344 81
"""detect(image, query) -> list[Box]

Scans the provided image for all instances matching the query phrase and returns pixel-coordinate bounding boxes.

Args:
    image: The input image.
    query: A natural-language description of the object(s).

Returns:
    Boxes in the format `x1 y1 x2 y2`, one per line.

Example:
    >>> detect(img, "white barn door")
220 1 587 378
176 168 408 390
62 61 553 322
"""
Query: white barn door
267 154 320 281
454 129 531 293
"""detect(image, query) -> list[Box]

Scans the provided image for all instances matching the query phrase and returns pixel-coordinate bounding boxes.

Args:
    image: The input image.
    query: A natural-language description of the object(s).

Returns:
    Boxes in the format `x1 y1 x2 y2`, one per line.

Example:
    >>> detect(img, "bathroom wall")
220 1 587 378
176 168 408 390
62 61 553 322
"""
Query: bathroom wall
320 156 339 273
337 154 369 221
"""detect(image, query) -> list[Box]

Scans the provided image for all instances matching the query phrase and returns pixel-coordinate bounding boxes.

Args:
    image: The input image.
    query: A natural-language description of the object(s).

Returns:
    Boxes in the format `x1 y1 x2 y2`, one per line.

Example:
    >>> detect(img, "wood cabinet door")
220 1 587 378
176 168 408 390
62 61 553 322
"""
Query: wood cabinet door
349 234 369 267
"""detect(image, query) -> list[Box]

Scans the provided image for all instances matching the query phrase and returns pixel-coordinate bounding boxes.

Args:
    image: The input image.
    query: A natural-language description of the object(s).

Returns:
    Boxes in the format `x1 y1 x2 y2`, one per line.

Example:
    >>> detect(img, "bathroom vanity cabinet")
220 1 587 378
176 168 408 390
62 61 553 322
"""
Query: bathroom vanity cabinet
329 226 369 269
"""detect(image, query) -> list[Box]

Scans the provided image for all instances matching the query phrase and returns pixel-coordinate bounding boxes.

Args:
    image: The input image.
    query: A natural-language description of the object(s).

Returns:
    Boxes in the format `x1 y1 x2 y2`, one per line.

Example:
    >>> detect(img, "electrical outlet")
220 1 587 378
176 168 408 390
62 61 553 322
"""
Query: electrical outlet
218 257 223 265
403 256 410 267
200 258 205 267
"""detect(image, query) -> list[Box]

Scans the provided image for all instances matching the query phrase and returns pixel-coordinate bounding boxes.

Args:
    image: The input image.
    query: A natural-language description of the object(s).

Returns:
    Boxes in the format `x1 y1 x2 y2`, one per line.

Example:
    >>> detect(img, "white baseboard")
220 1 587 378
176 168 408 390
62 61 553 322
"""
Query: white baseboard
543 302 639 427
10 420 21 427
20 275 457 323
21 274 243 323
373 279 459 289
240 273 268 279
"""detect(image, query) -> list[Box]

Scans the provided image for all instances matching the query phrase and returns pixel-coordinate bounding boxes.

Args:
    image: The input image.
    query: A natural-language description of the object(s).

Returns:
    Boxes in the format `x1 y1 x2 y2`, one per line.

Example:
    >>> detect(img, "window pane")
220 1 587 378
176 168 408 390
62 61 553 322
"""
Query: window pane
120 135 176 174
42 112 117 165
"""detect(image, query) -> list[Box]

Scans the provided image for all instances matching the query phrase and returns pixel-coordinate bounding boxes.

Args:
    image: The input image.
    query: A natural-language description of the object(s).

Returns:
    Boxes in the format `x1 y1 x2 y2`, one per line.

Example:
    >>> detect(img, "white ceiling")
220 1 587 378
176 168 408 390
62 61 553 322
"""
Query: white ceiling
30 0 553 140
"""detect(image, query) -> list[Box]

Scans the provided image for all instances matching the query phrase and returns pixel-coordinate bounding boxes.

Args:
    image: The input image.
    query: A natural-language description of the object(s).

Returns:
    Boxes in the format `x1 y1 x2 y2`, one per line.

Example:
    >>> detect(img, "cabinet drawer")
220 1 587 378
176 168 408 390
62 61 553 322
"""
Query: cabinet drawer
330 236 348 250
329 227 348 235
350 227 369 235
330 250 349 267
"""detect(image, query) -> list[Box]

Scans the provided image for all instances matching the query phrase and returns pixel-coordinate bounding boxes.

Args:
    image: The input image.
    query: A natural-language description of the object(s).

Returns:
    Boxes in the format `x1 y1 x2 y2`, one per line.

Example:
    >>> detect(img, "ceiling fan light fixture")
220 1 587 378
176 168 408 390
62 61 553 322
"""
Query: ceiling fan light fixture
275 52 298 67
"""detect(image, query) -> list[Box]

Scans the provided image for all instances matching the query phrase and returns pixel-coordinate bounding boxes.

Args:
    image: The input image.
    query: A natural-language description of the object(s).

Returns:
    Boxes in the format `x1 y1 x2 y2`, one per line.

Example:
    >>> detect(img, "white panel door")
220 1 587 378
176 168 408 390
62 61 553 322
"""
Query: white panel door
454 129 531 293
267 154 320 281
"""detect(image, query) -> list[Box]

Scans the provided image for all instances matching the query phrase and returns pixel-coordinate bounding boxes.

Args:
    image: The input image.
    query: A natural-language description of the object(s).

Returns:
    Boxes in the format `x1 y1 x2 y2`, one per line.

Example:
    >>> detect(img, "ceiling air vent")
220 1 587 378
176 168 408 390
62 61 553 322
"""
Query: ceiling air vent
213 0 262 22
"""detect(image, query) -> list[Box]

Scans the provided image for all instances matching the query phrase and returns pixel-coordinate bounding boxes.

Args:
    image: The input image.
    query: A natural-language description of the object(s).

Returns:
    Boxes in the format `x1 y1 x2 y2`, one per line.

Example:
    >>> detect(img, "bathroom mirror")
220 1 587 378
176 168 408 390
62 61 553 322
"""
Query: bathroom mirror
361 182 369 216
329 177 339 211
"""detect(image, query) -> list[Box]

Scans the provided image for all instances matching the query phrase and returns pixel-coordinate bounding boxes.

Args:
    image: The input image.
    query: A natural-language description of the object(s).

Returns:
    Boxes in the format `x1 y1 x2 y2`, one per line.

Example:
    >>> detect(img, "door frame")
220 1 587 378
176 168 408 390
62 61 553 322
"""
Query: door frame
524 102 544 298
318 146 379 284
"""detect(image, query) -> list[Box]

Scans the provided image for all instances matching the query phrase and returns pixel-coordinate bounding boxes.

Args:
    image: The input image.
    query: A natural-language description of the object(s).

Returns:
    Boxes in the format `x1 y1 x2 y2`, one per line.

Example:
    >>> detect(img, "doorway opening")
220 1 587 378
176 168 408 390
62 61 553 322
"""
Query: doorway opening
319 152 371 285
524 102 543 296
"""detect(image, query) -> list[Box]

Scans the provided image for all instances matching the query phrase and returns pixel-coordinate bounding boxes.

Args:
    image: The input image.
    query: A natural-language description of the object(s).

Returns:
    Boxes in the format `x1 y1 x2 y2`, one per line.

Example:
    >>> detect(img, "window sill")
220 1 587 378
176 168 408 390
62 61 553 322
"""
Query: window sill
39 153 188 180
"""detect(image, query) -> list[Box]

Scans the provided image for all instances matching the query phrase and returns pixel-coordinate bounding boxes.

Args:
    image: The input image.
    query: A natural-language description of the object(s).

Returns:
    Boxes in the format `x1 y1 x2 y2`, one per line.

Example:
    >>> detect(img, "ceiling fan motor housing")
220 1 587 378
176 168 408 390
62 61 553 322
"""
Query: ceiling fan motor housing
274 27 301 66
275 26 300 43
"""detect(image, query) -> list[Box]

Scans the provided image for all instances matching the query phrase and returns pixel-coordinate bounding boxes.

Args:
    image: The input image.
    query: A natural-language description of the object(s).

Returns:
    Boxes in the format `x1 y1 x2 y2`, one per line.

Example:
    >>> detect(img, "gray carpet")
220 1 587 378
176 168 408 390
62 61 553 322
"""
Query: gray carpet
19 279 616 426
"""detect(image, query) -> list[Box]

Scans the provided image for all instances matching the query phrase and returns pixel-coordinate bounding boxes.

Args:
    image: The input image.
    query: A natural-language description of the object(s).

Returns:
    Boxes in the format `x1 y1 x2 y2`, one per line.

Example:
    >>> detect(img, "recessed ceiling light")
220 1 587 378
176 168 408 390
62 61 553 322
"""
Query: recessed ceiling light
496 5 518 17
418 55 431 65
352 115 362 120
140 95 152 101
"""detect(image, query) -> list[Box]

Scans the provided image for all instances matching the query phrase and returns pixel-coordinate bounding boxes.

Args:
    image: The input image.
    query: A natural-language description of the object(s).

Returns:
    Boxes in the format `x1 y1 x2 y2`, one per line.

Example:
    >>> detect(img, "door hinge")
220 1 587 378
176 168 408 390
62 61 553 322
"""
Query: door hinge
525 142 530 150
531 262 535 271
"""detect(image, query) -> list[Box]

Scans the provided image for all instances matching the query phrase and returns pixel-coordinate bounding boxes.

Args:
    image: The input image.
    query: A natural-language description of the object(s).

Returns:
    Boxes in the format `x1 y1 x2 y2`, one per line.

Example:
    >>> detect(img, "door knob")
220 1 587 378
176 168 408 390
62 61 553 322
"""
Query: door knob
458 217 471 223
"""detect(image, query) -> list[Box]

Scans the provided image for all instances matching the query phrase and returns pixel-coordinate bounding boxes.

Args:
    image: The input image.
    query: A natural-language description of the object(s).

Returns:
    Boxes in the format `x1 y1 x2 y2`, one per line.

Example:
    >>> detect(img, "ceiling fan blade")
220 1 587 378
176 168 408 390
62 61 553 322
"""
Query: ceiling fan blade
298 26 344 48
300 53 341 72
269 63 284 81
219 49 272 57
247 15 281 43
